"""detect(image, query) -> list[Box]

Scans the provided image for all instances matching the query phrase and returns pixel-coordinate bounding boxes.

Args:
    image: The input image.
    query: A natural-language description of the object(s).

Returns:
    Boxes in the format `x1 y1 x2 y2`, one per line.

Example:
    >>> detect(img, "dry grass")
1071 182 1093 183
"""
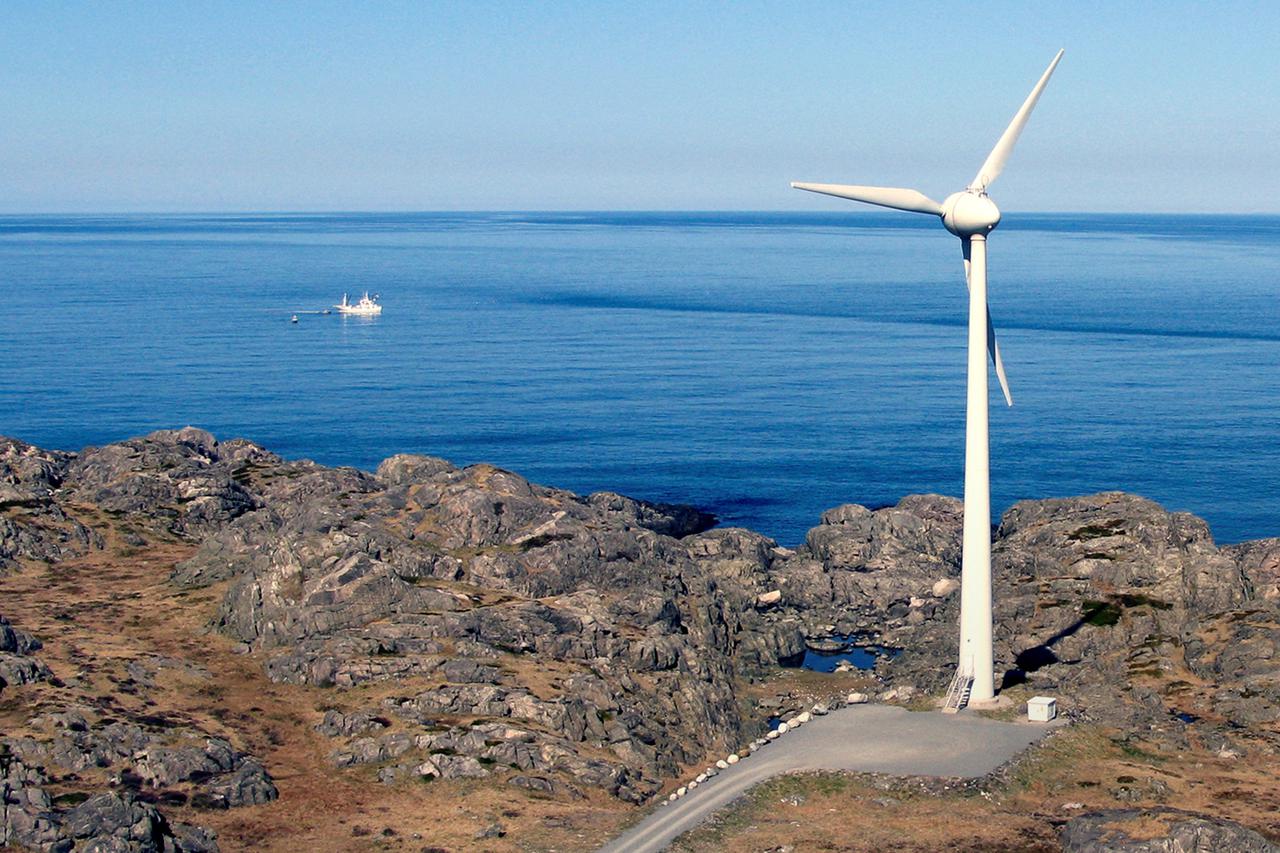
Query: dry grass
671 772 1059 853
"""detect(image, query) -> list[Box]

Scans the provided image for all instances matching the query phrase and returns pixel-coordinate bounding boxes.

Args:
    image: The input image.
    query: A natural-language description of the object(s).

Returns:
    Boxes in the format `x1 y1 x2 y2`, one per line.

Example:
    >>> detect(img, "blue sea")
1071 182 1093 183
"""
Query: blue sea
1 212 1276 546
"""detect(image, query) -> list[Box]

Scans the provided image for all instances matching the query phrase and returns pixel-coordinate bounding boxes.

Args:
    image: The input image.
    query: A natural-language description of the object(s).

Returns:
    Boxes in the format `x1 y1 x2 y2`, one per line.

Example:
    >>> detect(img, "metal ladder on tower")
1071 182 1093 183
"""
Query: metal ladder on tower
942 658 974 714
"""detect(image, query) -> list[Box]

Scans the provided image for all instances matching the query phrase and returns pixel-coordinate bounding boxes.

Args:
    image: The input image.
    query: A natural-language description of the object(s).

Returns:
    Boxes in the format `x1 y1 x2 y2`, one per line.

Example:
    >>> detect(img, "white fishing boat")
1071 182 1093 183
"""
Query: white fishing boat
334 292 382 316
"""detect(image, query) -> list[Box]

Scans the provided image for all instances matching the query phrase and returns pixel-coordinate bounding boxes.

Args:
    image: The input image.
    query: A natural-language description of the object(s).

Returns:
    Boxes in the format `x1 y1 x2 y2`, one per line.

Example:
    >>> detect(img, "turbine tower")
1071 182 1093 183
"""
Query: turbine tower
792 50 1063 707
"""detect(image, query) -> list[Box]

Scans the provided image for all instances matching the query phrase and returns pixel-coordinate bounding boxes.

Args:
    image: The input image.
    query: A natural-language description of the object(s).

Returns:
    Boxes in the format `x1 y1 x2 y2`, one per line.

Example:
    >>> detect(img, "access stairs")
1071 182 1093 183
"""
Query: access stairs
941 661 973 714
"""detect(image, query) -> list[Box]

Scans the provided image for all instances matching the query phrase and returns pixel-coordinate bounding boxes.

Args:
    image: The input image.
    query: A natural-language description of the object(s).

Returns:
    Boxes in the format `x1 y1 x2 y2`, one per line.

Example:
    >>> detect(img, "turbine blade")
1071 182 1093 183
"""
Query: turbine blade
791 182 944 216
962 238 1013 406
988 308 1013 407
970 49 1064 192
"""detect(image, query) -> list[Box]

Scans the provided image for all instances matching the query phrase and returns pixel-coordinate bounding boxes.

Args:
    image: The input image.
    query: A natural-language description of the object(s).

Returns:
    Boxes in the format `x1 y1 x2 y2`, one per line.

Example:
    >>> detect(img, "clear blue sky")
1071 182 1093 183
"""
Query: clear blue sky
3 1 1278 212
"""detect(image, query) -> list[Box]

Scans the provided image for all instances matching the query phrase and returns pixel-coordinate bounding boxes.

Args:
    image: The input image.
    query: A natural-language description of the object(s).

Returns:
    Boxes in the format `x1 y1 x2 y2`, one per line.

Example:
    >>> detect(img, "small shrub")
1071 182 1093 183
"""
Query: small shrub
1082 600 1122 627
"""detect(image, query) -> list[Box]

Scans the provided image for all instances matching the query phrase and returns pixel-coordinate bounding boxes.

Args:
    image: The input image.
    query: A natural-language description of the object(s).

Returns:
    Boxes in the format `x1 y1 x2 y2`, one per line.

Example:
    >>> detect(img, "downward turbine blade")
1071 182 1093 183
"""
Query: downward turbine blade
962 238 1013 406
970 49 1064 193
987 309 1013 407
790 182 944 216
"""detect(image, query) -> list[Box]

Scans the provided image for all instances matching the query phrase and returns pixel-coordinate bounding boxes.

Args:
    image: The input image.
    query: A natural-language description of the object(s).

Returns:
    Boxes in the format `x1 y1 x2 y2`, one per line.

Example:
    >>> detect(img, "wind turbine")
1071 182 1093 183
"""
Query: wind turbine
792 50 1063 707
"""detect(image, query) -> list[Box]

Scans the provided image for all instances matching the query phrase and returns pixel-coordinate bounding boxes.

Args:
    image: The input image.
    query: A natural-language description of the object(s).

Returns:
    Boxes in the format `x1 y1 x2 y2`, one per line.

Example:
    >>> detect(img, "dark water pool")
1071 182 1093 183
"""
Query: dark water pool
782 633 899 673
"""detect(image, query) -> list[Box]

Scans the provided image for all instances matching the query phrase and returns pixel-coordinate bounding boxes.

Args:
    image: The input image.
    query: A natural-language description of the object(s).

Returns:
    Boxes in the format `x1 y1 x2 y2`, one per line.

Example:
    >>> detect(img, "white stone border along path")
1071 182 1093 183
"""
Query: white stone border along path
598 697 1061 853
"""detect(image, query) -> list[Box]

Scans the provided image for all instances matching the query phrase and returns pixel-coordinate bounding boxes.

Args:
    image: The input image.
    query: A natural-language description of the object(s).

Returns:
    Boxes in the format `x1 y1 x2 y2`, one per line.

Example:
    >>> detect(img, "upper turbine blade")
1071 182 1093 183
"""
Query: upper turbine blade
962 238 1013 406
969 49 1064 193
791 182 944 216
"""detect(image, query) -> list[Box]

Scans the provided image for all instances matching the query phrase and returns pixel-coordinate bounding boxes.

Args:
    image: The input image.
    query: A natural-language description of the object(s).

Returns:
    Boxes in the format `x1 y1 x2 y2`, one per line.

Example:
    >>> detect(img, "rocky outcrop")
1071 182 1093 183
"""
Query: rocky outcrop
981 493 1251 704
995 493 1249 613
45 434 750 800
3 716 275 806
0 615 50 694
105 438 805 801
1184 606 1280 729
0 438 71 507
61 792 219 852
0 438 100 568
1 748 60 850
1061 808 1280 852
0 709 269 851
66 428 262 538
759 491 1259 684
805 495 963 598
133 737 277 809
2 428 275 567
1 747 219 852
1225 537 1280 601
3 428 1279 817
178 450 762 800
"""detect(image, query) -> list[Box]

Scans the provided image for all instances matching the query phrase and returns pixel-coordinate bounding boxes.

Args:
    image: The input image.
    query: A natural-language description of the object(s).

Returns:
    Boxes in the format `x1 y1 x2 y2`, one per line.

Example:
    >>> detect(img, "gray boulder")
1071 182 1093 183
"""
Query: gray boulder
134 737 277 808
65 428 260 537
1061 808 1278 852
315 709 391 738
0 438 101 566
798 494 963 611
996 492 1248 613
1 748 61 850
0 616 50 694
0 436 72 507
0 652 50 693
200 759 277 808
64 791 219 852
1224 537 1280 601
586 491 717 538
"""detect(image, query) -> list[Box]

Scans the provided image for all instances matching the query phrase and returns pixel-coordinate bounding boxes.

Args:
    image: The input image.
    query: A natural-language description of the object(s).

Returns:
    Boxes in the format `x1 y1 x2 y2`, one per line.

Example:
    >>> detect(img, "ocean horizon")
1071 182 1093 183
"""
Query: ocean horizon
3 211 1277 546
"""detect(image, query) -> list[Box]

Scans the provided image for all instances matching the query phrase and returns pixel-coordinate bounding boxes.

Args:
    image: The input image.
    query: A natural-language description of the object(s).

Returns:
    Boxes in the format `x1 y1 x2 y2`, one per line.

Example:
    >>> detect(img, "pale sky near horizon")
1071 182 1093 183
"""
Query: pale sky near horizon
3 1 1279 213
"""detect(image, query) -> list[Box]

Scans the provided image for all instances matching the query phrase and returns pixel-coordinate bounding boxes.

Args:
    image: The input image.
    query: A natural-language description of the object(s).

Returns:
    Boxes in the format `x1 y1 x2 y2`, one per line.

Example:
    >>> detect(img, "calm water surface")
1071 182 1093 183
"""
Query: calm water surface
1 212 1276 545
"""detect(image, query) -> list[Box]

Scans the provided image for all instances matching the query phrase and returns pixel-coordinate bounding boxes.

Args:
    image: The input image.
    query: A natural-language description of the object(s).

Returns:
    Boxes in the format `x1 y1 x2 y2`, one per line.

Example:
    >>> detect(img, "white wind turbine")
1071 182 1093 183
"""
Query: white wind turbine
792 50 1063 707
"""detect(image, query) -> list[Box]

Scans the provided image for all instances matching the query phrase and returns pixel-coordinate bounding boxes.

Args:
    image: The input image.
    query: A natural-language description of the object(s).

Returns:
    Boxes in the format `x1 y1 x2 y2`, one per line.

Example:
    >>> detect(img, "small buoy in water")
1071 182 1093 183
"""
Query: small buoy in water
291 314 299 323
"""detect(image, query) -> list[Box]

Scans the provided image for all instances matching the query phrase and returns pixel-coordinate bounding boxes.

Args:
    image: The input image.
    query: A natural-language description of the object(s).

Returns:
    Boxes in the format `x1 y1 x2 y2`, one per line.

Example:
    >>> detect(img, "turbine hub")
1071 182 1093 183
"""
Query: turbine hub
942 191 1001 237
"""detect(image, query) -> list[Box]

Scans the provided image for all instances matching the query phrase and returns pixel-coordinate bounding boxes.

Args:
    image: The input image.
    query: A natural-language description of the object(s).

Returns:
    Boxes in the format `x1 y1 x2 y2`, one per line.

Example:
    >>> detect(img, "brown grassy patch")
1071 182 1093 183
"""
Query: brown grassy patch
670 772 1059 853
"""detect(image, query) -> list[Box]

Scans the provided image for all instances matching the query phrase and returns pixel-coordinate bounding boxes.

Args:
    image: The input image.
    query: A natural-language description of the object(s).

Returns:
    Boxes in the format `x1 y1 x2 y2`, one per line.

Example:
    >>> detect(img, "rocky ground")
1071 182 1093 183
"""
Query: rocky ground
2 428 1277 851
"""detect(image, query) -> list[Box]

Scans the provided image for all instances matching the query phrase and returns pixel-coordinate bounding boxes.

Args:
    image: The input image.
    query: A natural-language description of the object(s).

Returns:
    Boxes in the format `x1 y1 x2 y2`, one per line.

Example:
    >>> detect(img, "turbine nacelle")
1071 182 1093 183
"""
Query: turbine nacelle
942 191 1001 238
